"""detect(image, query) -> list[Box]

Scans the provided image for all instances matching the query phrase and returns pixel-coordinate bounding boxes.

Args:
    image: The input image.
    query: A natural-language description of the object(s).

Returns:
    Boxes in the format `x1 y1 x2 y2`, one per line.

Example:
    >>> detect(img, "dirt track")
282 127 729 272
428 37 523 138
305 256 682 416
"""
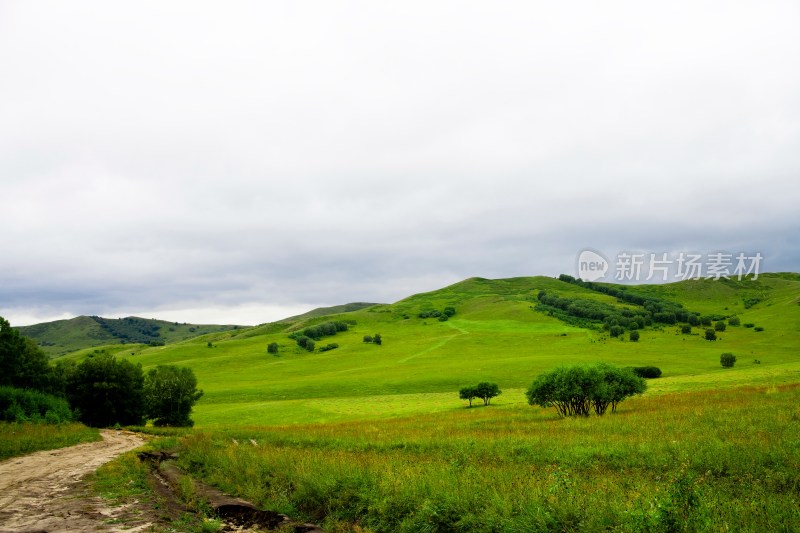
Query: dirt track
0 429 147 532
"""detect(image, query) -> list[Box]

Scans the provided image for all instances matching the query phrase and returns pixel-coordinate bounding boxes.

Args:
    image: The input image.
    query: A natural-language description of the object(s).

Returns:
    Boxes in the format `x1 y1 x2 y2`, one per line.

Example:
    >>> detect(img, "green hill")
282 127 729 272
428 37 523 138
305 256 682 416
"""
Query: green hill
17 315 245 357
56 273 800 427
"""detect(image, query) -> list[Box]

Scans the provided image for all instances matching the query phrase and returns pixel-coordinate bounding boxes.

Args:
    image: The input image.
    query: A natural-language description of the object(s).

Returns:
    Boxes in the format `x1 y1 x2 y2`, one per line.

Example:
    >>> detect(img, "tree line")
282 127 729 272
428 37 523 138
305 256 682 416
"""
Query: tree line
1 316 202 427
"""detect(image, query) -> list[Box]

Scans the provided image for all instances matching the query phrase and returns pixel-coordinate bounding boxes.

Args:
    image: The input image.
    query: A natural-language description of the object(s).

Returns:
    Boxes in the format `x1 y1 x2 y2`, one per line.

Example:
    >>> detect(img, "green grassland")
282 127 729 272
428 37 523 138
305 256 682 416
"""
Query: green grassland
64 273 800 531
58 273 800 426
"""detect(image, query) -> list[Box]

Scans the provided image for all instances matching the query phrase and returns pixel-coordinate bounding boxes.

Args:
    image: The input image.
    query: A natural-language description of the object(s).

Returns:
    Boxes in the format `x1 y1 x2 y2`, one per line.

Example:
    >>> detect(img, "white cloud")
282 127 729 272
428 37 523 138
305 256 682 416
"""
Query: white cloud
1 1 798 327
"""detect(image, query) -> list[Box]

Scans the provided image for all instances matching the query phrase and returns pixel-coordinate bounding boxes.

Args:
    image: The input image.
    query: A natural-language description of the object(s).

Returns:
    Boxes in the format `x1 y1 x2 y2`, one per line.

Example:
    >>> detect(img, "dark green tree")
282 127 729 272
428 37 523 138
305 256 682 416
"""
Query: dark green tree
144 365 203 427
373 333 382 345
715 321 727 332
459 386 478 407
475 382 501 405
629 330 640 342
66 354 145 427
0 317 55 392
363 335 373 343
720 353 737 368
705 329 717 341
267 342 278 354
681 325 692 334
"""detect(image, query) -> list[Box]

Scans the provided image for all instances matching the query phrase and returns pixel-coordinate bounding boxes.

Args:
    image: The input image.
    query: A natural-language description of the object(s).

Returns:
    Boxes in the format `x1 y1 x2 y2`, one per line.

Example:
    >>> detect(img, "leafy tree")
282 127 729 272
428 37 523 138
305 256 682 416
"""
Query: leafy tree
305 340 315 352
459 386 478 407
525 363 645 417
295 335 311 349
267 342 278 354
373 333 382 345
700 316 713 327
687 314 700 327
629 330 640 342
66 354 145 427
0 317 55 393
715 321 727 332
475 382 501 405
144 365 203 427
681 325 692 334
720 353 737 368
443 307 456 317
363 335 373 343
728 316 741 326
704 329 717 341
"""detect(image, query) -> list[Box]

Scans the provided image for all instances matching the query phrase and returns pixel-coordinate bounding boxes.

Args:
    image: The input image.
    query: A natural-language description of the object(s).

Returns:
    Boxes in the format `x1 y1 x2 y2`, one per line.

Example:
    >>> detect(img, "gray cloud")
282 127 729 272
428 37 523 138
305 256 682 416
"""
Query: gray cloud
2 1 799 325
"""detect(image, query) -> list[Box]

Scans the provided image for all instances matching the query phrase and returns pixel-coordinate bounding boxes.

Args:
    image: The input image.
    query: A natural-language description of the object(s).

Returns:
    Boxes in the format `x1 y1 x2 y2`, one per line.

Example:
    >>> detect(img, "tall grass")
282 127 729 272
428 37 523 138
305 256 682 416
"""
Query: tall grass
0 422 99 460
173 384 800 532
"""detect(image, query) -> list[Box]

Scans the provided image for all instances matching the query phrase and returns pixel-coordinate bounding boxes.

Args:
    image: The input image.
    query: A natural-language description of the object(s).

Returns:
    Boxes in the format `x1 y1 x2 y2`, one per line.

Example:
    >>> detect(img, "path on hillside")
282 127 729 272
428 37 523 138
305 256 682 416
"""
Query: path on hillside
0 429 146 532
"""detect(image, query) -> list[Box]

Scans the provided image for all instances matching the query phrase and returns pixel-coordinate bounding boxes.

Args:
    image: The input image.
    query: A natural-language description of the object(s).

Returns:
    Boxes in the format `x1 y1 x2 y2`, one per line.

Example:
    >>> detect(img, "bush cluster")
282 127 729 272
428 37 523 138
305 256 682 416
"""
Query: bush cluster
418 307 456 321
0 386 74 423
630 366 662 378
526 363 646 416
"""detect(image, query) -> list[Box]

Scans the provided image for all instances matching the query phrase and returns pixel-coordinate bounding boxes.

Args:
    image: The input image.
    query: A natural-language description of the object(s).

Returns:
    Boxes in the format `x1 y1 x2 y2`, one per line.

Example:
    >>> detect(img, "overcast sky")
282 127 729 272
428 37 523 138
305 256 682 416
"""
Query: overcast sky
2 1 799 326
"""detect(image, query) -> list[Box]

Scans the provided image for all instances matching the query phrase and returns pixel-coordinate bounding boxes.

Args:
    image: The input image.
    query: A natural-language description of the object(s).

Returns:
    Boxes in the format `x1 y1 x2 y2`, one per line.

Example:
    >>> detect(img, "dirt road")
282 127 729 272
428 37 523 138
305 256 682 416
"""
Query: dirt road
0 429 146 532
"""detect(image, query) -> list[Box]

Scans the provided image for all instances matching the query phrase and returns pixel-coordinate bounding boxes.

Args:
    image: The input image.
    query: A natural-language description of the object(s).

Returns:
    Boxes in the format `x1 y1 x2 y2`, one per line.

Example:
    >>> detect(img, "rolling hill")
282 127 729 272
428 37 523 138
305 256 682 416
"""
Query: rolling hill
16 315 246 357
55 273 800 426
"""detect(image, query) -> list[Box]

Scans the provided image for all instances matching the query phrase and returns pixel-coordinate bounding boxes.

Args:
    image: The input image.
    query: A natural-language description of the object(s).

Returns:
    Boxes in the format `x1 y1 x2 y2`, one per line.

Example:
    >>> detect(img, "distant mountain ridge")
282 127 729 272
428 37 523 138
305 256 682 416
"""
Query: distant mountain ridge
16 315 245 357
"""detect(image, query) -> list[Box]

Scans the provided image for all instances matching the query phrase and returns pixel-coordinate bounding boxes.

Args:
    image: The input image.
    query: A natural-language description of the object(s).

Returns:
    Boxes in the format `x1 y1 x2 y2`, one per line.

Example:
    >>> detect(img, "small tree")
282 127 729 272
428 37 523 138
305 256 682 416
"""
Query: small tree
373 333 382 345
629 330 640 342
144 365 203 427
305 340 315 352
704 329 717 341
720 352 737 368
363 335 373 343
681 325 692 334
475 382 501 405
459 386 478 407
715 321 727 332
267 342 278 355
728 317 741 326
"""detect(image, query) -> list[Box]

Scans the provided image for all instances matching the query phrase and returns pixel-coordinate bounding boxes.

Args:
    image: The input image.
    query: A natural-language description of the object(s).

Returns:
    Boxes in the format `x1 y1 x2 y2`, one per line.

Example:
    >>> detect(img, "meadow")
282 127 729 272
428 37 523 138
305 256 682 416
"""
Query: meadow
0 422 99 461
58 273 800 530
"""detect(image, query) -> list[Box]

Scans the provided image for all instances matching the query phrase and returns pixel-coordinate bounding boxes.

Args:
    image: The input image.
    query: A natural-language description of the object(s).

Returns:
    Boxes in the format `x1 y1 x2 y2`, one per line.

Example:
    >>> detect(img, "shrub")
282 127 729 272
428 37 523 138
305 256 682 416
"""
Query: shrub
305 340 315 352
267 342 278 354
704 329 717 341
609 325 624 338
629 330 640 342
525 363 646 417
754 326 764 332
631 366 662 379
714 321 727 332
743 323 755 328
728 316 741 326
318 343 338 352
720 353 737 368
0 386 74 423
363 335 373 343
700 316 712 327
681 325 692 334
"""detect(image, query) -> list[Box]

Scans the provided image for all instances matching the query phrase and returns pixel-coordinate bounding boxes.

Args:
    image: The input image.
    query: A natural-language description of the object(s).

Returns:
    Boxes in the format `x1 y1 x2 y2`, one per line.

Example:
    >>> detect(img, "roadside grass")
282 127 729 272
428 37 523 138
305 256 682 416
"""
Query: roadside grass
0 422 99 461
174 383 800 532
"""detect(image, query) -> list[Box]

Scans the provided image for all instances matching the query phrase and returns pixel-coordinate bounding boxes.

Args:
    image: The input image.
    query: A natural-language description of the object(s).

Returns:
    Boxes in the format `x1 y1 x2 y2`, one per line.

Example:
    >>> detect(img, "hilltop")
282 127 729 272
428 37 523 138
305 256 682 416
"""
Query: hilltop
16 315 245 357
52 273 800 426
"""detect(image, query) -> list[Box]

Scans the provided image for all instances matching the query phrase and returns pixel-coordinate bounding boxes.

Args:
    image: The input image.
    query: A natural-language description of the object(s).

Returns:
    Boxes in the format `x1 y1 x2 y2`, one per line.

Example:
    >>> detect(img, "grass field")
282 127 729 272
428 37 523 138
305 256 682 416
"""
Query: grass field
57 273 800 426
0 422 99 461
170 384 800 531
66 273 800 531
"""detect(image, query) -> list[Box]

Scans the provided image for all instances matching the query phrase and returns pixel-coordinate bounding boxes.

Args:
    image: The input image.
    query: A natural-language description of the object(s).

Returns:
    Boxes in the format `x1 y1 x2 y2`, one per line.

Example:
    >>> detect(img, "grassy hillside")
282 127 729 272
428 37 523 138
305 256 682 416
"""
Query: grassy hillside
18 315 245 357
60 273 800 427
